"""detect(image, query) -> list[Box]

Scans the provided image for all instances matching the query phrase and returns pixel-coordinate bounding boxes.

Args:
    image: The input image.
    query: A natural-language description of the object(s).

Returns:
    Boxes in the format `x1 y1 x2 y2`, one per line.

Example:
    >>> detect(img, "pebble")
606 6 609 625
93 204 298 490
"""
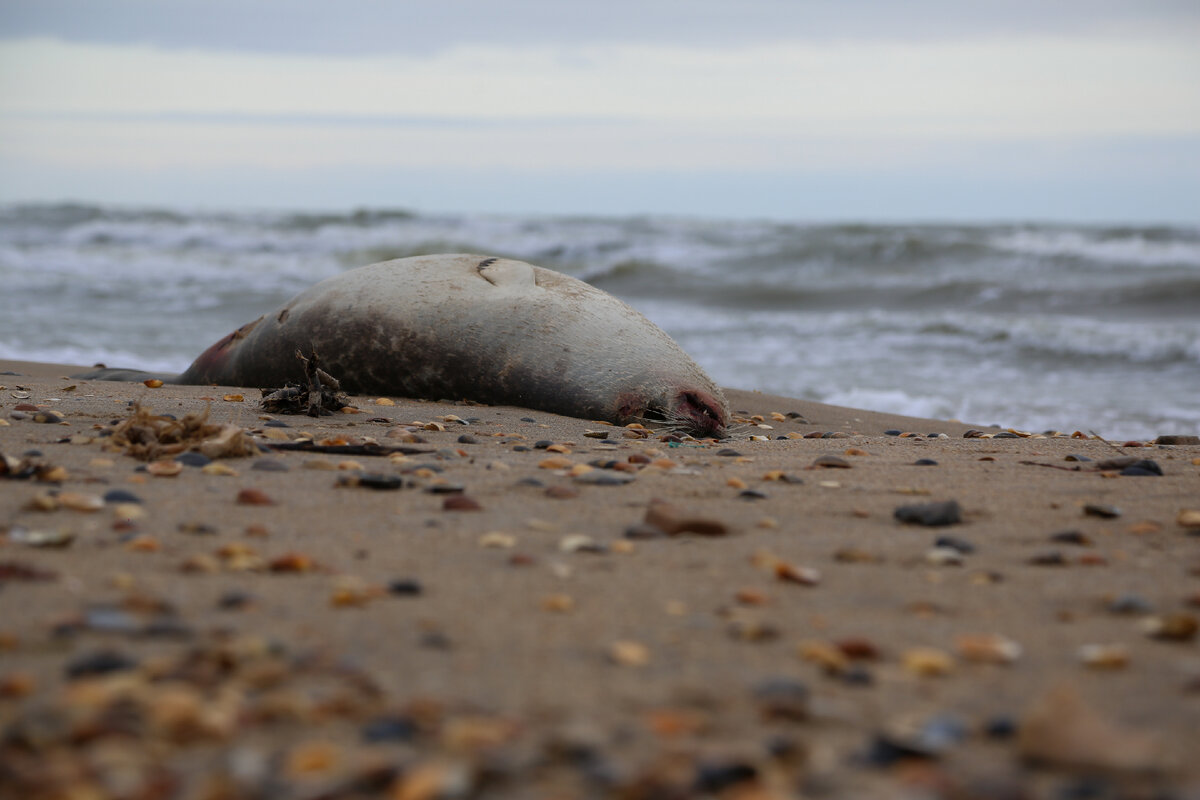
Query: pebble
933 535 975 554
236 488 275 505
902 647 955 677
1155 434 1200 445
913 458 938 466
387 578 423 596
1028 550 1067 566
1140 613 1198 641
738 489 768 500
954 633 1022 664
574 471 635 485
1049 530 1092 546
175 452 212 468
608 640 650 667
1078 643 1130 669
250 458 289 472
361 715 419 743
1083 503 1120 519
925 545 966 566
811 455 851 469
644 500 729 536
1106 594 1153 615
1177 509 1200 529
751 678 810 721
1064 454 1092 462
65 649 138 679
146 460 183 477
337 473 407 490
716 448 742 457
443 495 482 511
560 534 605 553
894 500 962 527
32 410 65 424
1119 459 1162 477
8 527 75 548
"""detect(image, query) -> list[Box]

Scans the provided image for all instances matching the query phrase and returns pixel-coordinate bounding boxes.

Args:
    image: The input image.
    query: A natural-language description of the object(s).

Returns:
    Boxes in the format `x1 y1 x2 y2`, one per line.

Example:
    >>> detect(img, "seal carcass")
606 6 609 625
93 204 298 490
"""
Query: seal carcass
83 254 729 437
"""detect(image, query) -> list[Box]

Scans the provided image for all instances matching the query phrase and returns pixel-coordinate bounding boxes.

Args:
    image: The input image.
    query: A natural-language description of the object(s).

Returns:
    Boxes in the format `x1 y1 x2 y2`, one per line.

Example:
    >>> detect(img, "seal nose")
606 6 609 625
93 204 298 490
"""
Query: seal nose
676 390 727 438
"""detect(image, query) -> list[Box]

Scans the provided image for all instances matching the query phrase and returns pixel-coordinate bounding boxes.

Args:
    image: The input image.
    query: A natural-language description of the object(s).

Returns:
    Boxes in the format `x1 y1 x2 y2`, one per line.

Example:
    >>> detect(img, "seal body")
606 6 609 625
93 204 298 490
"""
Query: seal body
87 255 729 436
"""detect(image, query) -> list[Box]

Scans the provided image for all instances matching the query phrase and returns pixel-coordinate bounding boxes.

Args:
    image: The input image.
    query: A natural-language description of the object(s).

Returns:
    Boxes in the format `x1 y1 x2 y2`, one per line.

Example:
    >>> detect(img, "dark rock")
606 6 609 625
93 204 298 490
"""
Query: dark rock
693 762 758 793
388 579 423 596
103 489 142 504
716 448 742 457
65 649 138 679
752 678 809 721
457 434 479 444
1083 504 1121 519
738 489 768 500
174 451 212 468
251 458 289 472
1120 459 1162 477
1154 434 1199 445
1050 530 1092 546
894 500 962 527
914 458 938 466
1107 594 1154 615
362 715 419 743
884 429 902 436
934 535 975 554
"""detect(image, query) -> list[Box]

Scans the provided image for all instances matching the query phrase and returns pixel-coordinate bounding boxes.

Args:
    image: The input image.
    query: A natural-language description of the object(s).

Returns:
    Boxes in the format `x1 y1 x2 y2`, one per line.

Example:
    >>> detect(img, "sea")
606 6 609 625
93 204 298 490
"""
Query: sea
1 203 1197 440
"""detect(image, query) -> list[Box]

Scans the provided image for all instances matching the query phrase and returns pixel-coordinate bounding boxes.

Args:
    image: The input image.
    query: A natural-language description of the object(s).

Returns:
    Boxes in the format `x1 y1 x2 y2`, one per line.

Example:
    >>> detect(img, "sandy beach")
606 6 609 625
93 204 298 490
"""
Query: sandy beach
1 357 1198 799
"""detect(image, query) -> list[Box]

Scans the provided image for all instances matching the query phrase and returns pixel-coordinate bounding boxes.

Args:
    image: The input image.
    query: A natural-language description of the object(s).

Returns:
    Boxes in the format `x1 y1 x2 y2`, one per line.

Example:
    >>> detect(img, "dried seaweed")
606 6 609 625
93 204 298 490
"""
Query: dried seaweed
260 350 350 417
105 404 259 461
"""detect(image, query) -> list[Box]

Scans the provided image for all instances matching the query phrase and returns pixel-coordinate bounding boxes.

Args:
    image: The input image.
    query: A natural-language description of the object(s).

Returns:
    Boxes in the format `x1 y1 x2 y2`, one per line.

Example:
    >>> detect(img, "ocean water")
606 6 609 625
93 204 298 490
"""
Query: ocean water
1 203 1197 440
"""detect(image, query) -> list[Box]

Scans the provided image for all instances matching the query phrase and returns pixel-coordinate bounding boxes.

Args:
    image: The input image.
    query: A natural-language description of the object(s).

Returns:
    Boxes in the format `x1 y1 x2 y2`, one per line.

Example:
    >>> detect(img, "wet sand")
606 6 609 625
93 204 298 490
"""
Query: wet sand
1 358 1198 799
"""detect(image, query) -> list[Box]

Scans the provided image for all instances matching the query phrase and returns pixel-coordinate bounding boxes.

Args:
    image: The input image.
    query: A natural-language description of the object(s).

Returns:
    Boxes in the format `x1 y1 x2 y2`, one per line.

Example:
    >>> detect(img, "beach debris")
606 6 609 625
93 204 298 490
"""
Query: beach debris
894 500 962 526
752 678 810 721
7 527 75 548
104 403 259 461
1016 685 1162 773
259 349 350 416
336 472 408 490
1177 509 1200 530
902 647 955 677
810 455 851 469
443 495 482 511
0 560 58 581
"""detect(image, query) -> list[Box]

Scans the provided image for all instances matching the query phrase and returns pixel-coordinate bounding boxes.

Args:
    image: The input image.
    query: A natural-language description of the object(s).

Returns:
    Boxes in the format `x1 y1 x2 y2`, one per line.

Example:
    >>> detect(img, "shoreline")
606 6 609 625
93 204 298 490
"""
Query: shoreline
2 358 1198 797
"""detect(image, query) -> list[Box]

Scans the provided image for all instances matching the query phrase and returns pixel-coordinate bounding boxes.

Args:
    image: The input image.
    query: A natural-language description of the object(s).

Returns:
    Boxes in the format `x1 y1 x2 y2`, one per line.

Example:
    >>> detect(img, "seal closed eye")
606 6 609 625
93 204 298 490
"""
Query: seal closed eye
75 253 730 437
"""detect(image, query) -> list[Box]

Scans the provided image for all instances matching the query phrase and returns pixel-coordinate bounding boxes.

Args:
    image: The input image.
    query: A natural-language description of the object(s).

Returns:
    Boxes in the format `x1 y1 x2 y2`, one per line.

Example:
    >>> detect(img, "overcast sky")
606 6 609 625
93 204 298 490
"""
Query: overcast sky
1 1 1197 221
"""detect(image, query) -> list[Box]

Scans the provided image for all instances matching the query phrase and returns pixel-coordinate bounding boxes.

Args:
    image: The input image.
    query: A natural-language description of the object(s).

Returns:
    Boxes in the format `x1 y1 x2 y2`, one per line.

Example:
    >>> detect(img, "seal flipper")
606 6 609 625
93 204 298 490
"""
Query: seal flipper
71 367 181 383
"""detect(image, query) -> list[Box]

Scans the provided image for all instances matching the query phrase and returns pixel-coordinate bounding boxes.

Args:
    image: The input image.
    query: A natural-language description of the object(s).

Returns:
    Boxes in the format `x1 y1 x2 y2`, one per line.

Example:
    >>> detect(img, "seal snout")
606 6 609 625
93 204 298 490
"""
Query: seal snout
673 389 728 439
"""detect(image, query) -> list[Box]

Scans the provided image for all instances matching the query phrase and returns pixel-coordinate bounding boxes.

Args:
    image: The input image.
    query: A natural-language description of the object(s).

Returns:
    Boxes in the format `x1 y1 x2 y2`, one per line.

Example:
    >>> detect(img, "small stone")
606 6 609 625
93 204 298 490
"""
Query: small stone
925 547 964 566
609 640 649 667
902 647 955 677
9 528 75 548
147 460 183 477
103 489 143 504
1177 509 1200 529
478 532 516 548
541 593 575 613
955 633 1022 664
894 500 962 527
1106 594 1153 615
32 410 65 424
914 458 938 466
236 488 275 505
1050 530 1092 546
1155 434 1200 445
933 535 975 554
443 495 482 511
1141 613 1198 641
1028 550 1067 566
811 455 851 469
1120 459 1162 477
798 640 849 674
201 462 239 476
1064 454 1093 462
1078 643 1130 669
175 451 212 468
716 448 742 457
574 470 635 485
644 500 729 536
560 534 605 553
65 649 138 679
387 578 423 596
251 458 289 472
1084 503 1121 519
752 678 809 721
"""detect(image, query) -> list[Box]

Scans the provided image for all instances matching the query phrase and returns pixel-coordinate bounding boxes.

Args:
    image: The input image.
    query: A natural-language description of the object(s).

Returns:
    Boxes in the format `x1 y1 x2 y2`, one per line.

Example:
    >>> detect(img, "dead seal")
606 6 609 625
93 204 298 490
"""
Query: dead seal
79 254 730 437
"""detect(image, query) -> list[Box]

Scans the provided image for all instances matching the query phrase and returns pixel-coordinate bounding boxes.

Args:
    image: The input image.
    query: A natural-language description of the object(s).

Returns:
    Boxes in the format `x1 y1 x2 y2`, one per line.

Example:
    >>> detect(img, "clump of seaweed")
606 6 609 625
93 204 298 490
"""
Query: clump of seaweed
105 404 259 461
260 350 350 417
